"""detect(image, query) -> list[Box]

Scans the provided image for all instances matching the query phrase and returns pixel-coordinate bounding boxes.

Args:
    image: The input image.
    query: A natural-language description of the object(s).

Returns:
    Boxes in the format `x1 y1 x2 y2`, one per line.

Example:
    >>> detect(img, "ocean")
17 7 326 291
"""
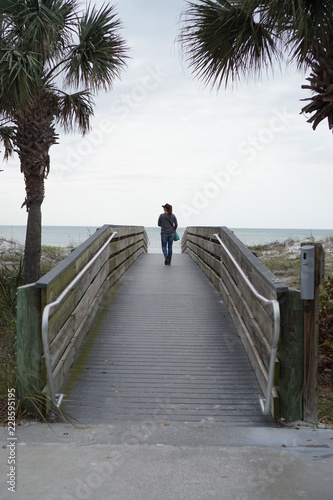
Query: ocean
1 225 333 253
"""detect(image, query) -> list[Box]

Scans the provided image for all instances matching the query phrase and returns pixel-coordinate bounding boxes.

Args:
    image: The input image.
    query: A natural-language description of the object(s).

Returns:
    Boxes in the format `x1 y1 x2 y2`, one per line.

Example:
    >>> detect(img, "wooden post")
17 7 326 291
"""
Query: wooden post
278 290 304 422
16 284 43 410
303 243 324 424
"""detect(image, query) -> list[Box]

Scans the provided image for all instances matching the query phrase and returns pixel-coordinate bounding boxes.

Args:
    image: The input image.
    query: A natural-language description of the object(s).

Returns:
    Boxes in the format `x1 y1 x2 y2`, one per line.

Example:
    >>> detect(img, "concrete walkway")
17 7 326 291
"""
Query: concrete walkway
1 253 332 499
1 421 333 499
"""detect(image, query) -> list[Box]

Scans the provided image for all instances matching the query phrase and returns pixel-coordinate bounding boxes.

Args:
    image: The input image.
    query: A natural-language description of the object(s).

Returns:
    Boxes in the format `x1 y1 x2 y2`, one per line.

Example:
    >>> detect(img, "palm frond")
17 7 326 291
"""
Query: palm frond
0 124 16 160
178 0 280 89
65 3 128 91
0 0 78 81
0 48 41 110
13 0 77 64
301 47 333 132
56 90 94 135
0 1 128 140
281 0 333 67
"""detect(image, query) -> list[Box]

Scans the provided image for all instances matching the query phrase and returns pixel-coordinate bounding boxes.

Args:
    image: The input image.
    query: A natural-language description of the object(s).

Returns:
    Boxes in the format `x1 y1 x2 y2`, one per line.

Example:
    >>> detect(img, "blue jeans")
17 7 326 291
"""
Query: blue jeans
161 233 174 264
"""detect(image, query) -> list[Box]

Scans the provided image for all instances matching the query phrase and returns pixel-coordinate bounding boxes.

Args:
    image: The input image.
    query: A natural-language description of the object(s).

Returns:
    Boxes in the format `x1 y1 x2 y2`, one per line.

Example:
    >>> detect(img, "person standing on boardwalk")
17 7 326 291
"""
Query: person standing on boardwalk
158 203 178 265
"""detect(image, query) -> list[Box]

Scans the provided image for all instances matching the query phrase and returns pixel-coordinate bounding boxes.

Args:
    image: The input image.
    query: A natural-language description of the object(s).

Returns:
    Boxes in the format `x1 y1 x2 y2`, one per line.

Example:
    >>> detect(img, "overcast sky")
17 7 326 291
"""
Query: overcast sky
1 0 332 229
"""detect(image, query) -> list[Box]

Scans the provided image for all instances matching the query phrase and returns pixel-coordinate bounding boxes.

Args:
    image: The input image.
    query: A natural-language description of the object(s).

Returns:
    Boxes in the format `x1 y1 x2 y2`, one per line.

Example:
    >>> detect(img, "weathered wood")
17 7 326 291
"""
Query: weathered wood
279 290 304 422
185 233 221 258
16 225 148 402
221 255 276 343
38 225 115 305
38 226 147 302
16 285 43 409
46 254 110 344
187 235 276 348
48 231 146 393
186 246 220 290
51 276 113 392
220 268 272 369
186 235 274 367
218 276 279 418
218 226 287 299
303 243 324 424
183 226 287 419
49 262 110 369
219 240 278 306
63 254 275 426
186 242 279 416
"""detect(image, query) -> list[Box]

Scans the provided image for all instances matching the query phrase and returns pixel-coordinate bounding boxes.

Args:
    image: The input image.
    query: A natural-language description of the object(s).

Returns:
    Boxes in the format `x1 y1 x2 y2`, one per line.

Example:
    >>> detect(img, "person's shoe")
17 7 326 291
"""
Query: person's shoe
164 256 169 265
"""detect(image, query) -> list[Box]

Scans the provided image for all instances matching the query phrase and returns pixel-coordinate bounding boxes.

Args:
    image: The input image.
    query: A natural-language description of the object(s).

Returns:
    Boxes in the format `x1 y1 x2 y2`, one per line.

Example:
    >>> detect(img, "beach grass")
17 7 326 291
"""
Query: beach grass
0 244 72 422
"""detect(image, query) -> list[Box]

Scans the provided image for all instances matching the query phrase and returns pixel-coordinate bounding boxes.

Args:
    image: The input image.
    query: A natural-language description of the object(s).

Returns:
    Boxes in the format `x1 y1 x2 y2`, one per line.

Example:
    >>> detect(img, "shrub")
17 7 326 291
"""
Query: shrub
319 276 333 387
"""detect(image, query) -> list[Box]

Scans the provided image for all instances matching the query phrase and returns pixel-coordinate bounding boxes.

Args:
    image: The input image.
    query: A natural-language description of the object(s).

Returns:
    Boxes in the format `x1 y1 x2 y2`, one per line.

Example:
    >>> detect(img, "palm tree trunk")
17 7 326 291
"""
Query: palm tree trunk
23 199 42 284
21 165 46 284
14 91 58 284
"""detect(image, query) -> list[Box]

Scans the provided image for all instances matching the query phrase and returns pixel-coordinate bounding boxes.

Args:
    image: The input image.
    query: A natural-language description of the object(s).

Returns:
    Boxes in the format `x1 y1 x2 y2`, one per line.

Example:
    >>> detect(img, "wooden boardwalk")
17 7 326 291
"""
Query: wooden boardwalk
62 253 275 426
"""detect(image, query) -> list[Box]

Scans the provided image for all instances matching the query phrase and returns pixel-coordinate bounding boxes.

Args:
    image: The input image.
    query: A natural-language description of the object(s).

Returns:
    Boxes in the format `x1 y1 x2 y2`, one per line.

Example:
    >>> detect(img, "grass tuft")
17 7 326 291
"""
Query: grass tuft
0 241 72 424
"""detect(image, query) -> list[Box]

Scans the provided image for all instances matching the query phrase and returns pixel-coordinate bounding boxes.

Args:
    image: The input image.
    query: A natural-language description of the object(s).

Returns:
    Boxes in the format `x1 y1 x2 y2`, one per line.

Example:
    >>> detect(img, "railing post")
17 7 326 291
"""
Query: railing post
278 290 304 421
16 284 43 409
303 243 324 424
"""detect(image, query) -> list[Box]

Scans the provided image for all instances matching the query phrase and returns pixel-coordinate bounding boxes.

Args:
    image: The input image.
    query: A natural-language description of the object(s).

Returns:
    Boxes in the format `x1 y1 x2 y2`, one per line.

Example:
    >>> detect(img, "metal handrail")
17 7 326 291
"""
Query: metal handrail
213 233 280 415
41 231 117 407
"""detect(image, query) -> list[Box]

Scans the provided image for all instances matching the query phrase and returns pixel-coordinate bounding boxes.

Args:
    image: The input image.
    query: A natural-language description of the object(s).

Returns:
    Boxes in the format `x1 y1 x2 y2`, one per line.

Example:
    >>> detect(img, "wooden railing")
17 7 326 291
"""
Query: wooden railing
181 226 304 420
16 225 148 406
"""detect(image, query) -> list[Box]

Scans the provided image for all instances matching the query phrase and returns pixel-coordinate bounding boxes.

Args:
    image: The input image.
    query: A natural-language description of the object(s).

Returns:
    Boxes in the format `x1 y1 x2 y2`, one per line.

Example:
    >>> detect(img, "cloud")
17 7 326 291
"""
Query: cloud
1 0 332 229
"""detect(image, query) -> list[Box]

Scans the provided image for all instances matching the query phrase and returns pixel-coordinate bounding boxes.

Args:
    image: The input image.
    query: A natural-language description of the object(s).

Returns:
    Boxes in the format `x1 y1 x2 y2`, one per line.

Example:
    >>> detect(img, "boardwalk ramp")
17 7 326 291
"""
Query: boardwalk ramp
62 253 274 426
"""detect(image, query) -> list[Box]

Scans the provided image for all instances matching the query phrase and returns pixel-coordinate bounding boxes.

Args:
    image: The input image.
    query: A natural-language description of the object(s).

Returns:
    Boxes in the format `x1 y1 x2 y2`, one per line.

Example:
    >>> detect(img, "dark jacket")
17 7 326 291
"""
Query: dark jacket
158 213 178 234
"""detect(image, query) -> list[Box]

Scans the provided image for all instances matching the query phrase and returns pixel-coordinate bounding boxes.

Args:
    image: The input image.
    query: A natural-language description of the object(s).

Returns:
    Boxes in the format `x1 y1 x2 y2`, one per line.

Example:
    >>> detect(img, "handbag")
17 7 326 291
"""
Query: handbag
165 214 179 241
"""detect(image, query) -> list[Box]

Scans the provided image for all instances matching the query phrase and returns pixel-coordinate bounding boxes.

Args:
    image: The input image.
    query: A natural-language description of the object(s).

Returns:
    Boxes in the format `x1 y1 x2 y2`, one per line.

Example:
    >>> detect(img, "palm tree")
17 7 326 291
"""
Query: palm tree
0 0 128 284
178 0 333 131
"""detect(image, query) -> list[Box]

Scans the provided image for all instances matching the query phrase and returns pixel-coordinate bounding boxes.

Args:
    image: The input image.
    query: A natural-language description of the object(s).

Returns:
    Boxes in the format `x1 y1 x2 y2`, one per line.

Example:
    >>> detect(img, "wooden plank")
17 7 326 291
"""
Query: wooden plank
186 246 277 383
220 257 275 344
186 234 221 257
47 237 145 345
38 225 147 303
186 226 287 303
191 229 277 342
303 243 324 424
221 250 255 308
49 262 110 367
218 278 279 418
62 254 275 425
279 290 304 422
51 242 145 392
47 251 111 343
184 232 279 418
217 227 287 299
49 241 145 373
220 268 272 370
16 285 44 408
51 277 113 393
187 238 275 346
50 244 146 393
38 227 147 396
186 249 221 291
109 241 144 271
39 225 115 305
189 245 221 278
